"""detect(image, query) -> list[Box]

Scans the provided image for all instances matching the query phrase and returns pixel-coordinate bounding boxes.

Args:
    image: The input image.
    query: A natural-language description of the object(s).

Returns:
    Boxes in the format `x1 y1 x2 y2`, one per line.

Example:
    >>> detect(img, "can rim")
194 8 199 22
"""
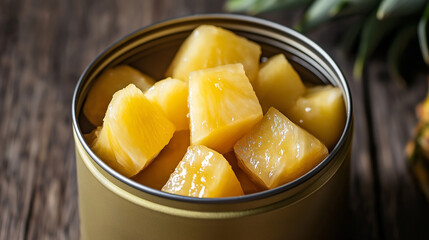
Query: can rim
72 13 353 204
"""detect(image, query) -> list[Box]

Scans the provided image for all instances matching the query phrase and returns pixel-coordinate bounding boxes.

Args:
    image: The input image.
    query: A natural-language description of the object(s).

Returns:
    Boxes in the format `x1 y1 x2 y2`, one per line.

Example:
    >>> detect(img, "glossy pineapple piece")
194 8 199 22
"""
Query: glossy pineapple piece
253 54 306 114
162 145 244 198
145 78 189 130
188 64 263 154
234 107 329 189
132 131 190 190
83 65 155 126
289 85 346 149
87 84 175 177
166 25 261 82
84 126 128 175
223 152 263 194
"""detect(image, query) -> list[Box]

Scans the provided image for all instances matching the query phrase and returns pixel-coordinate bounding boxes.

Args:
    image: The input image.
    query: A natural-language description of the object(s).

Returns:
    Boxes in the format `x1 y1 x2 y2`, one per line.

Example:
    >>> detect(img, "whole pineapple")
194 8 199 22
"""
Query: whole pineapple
406 79 429 201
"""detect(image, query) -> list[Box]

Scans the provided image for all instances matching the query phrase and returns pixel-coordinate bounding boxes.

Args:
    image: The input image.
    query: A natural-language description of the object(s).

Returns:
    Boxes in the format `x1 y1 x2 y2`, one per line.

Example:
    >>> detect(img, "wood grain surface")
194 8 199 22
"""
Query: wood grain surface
0 0 428 239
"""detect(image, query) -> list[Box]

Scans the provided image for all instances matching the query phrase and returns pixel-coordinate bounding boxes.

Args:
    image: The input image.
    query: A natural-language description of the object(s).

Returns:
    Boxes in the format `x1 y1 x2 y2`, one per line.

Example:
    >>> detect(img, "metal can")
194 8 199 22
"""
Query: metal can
72 14 353 240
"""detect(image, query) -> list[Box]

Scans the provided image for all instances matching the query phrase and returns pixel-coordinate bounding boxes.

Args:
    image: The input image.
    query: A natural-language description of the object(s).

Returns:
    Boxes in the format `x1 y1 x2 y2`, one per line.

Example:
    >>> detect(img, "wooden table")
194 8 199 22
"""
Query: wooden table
1 0 428 239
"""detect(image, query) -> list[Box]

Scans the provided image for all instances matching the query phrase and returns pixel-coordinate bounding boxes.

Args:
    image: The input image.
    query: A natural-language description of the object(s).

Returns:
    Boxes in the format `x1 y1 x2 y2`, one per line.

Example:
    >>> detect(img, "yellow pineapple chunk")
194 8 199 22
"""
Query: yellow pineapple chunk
223 152 262 194
83 65 155 126
132 131 190 190
162 145 244 198
253 54 306 114
289 86 346 150
188 64 263 154
234 107 328 189
144 78 189 130
84 126 100 146
85 126 131 175
87 84 175 177
166 25 261 82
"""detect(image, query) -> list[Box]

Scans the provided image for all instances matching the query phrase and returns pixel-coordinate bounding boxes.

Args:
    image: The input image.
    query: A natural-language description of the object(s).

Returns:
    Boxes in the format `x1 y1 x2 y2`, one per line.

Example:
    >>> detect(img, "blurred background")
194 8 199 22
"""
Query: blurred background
0 0 428 239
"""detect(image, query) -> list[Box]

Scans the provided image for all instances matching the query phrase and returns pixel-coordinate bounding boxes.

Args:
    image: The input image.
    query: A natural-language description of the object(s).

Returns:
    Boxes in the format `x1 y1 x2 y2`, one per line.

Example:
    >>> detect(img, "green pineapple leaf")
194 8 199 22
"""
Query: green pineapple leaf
334 0 380 16
418 2 429 65
387 25 417 85
354 12 400 79
340 20 364 53
224 0 257 12
297 0 345 32
297 0 379 32
377 0 427 20
224 0 312 14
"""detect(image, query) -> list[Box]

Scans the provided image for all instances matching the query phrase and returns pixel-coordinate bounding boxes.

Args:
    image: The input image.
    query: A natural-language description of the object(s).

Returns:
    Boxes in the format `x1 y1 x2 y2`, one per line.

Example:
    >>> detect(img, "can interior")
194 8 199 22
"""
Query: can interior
73 14 352 203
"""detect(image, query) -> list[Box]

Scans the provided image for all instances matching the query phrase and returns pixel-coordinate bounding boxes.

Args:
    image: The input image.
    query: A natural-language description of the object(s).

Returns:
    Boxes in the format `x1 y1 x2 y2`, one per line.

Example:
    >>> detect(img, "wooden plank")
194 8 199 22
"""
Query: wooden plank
344 57 381 240
0 0 80 239
368 62 429 240
18 0 148 238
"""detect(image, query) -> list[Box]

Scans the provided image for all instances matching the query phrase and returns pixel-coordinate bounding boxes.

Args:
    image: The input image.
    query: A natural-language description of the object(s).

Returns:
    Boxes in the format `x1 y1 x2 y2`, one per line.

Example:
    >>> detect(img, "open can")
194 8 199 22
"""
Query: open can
72 14 353 240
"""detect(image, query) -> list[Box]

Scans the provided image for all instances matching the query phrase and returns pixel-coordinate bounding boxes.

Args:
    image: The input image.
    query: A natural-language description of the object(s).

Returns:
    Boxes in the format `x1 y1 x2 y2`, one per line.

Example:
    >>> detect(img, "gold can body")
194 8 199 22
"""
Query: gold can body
72 14 353 240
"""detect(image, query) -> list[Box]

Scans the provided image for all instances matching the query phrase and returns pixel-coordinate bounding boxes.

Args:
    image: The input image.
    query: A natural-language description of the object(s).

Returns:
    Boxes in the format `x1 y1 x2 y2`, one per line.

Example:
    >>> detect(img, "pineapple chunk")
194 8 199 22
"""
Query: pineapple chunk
253 54 306 114
234 107 328 189
87 84 175 177
288 86 346 150
132 131 190 190
83 65 155 126
162 145 244 198
166 25 261 82
188 64 263 154
223 152 262 194
84 126 100 146
84 126 128 175
145 78 189 130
